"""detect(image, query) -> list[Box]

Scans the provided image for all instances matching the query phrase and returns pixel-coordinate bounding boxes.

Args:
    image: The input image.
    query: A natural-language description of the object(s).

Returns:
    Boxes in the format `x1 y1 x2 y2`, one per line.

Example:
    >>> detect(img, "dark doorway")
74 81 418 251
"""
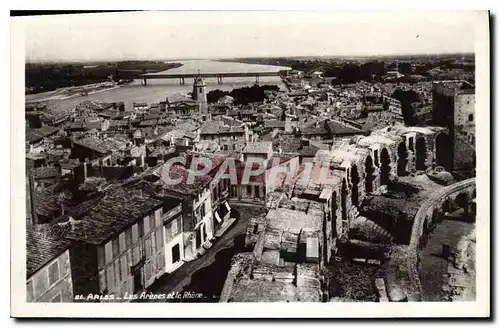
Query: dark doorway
350 164 360 207
435 133 453 172
380 148 391 186
254 185 260 199
365 156 374 194
341 178 348 234
331 191 337 240
195 227 202 249
397 141 408 176
133 270 143 294
416 137 427 170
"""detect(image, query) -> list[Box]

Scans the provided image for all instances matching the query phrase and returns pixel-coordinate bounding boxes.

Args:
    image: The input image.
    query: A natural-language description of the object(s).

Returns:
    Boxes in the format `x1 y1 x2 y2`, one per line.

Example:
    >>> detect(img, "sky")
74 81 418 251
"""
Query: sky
17 11 483 63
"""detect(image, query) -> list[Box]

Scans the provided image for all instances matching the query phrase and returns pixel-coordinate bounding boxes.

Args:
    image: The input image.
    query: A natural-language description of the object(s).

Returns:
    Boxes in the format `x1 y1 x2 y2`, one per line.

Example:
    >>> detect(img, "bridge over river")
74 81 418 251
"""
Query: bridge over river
139 70 288 85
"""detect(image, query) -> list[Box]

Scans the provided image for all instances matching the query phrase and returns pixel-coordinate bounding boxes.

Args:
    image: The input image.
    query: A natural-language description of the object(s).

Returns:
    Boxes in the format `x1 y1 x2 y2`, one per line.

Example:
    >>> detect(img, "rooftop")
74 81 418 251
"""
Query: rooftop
242 141 272 154
65 181 173 245
26 224 72 278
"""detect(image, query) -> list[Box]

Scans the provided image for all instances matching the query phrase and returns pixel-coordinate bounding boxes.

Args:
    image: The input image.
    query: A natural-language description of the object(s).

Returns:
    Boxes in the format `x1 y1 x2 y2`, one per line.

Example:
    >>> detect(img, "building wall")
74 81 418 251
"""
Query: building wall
27 250 73 302
200 133 246 152
164 212 185 273
95 207 165 298
454 93 475 136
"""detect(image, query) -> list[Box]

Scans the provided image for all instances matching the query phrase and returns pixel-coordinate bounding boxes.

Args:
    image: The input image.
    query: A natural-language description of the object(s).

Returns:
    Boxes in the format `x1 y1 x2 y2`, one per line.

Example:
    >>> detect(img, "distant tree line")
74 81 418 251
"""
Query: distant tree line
207 84 280 105
25 61 183 94
219 57 475 84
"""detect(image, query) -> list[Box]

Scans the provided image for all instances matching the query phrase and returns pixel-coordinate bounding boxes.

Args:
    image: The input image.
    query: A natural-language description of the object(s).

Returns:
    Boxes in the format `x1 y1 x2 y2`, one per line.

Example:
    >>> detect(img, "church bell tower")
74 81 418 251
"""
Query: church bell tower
193 71 207 103
192 71 208 119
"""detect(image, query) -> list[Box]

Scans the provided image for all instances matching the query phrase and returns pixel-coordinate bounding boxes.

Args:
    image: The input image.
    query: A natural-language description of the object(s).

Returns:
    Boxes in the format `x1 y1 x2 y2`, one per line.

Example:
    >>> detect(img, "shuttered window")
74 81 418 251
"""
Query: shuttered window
48 261 59 286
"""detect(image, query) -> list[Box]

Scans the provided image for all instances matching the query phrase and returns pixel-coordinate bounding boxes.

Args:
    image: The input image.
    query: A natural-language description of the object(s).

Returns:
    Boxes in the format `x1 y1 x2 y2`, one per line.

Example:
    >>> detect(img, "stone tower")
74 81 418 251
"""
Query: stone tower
193 72 208 119
192 72 207 103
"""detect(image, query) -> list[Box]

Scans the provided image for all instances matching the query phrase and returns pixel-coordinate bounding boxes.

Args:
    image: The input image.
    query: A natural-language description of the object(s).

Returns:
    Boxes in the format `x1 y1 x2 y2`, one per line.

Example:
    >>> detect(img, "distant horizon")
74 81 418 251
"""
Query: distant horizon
18 11 480 64
25 52 476 65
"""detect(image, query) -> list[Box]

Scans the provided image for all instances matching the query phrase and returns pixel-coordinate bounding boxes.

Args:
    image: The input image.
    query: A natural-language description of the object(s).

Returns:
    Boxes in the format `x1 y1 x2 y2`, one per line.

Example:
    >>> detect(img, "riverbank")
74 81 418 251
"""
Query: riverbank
26 82 126 103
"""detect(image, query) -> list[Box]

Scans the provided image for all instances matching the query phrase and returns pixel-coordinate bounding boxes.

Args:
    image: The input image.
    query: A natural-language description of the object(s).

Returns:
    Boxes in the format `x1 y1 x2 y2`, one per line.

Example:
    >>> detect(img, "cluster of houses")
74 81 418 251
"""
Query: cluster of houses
25 73 474 302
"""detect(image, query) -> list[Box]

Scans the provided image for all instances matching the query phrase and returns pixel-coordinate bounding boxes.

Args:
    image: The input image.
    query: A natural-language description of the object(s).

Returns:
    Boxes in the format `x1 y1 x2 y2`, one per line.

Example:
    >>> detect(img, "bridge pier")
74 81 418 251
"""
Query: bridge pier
141 77 148 86
255 74 260 84
217 75 223 84
180 77 185 85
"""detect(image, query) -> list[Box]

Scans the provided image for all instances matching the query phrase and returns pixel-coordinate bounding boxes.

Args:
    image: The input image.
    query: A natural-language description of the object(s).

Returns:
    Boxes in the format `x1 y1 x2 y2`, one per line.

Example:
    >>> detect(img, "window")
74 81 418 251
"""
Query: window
112 238 119 258
106 267 114 290
97 246 105 268
99 270 107 292
114 261 121 285
172 244 180 263
468 114 474 122
408 137 414 151
26 280 34 302
171 218 179 235
246 185 252 196
48 261 59 286
155 229 164 250
149 214 155 231
50 293 62 303
145 237 152 258
138 220 144 239
253 224 259 234
125 229 133 248
200 202 206 218
199 87 203 94
374 149 379 167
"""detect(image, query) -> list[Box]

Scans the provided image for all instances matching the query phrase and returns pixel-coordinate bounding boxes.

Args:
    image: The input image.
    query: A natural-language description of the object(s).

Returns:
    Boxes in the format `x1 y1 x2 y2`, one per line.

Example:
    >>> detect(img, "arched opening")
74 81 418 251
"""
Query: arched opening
416 137 427 171
432 208 440 226
341 178 348 233
365 156 374 194
331 191 337 240
350 164 360 207
455 192 470 218
435 133 453 172
441 198 452 214
397 141 408 176
380 148 391 186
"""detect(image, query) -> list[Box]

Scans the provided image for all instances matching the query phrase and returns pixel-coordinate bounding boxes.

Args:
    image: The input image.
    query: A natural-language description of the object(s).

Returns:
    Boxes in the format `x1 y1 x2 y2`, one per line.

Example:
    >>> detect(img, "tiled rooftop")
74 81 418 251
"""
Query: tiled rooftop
242 142 272 154
26 224 72 278
65 181 167 244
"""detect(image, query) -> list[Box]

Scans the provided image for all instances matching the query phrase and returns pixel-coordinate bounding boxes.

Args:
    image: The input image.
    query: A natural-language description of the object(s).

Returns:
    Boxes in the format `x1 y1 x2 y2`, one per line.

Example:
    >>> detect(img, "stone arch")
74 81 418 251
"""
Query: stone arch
397 141 408 176
380 147 391 186
350 164 360 207
416 137 427 171
435 133 453 172
365 155 374 194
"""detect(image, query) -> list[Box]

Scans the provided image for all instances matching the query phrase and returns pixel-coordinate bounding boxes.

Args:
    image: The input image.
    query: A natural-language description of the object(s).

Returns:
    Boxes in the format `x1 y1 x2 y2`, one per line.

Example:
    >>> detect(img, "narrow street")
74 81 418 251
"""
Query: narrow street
146 203 266 302
419 209 476 301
